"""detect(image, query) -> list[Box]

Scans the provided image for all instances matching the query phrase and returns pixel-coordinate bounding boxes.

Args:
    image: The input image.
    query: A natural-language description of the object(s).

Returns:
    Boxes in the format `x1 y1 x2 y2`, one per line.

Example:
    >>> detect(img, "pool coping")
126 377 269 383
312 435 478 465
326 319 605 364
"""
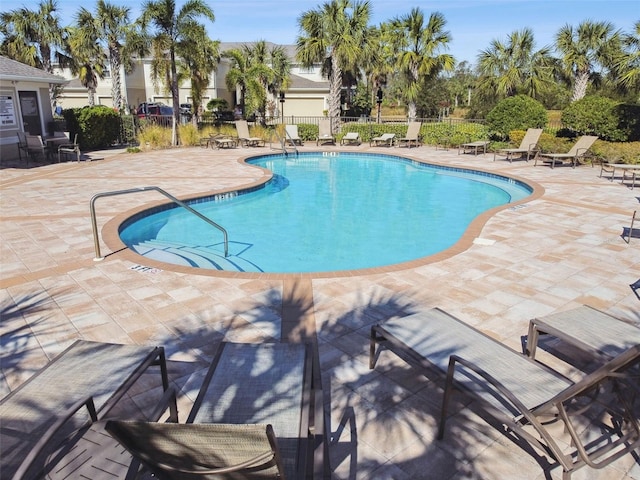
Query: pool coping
101 151 545 280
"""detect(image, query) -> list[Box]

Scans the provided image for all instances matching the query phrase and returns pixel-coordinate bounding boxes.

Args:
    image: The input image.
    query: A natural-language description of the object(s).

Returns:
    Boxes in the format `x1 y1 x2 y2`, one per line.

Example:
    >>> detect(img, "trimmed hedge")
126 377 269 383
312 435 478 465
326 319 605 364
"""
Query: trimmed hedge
561 96 640 142
486 95 547 139
62 106 121 149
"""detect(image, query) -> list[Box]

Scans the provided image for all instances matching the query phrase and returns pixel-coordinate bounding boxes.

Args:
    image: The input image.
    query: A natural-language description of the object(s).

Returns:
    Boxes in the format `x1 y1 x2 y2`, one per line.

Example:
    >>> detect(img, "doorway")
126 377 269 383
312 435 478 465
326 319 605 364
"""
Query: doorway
18 91 43 136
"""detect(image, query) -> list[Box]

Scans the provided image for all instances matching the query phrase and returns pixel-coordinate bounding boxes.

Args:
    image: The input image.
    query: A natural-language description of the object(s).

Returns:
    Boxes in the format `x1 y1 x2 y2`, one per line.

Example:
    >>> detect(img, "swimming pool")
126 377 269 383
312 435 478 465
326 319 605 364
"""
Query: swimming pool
119 152 532 273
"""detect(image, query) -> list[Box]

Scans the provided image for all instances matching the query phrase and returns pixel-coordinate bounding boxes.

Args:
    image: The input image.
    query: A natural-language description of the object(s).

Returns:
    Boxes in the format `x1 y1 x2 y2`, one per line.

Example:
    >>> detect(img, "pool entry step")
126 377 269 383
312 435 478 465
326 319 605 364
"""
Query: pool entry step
131 240 261 272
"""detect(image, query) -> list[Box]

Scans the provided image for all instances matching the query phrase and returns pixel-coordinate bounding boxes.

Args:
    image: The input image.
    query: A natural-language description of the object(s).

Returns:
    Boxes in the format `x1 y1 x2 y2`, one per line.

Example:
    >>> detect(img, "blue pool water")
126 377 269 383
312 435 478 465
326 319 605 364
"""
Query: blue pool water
119 153 532 273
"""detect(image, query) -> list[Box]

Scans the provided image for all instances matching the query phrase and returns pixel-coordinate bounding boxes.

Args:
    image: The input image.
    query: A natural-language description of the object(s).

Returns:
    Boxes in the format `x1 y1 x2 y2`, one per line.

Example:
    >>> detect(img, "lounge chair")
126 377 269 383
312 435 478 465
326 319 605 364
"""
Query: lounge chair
316 119 335 145
526 305 640 363
285 124 304 146
370 308 640 479
106 342 325 479
494 128 543 162
58 133 81 162
397 121 422 148
234 120 265 147
370 133 396 147
340 132 361 146
2 340 174 479
534 135 598 168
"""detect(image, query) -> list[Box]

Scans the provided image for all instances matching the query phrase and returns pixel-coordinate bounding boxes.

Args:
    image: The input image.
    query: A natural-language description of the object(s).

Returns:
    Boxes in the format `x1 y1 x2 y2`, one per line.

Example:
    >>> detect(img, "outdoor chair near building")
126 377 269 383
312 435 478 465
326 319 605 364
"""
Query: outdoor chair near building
340 132 361 146
316 119 336 145
370 133 396 147
534 135 598 168
235 120 265 147
16 131 29 161
25 134 53 162
397 121 422 148
370 308 640 480
285 124 304 146
57 133 81 162
493 128 543 162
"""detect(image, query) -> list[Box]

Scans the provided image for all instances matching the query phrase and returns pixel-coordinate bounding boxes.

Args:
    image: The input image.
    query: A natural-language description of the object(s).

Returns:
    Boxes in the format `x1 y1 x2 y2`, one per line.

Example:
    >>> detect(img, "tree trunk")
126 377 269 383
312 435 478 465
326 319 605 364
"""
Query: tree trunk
328 55 342 134
109 44 123 111
571 71 590 102
87 87 96 107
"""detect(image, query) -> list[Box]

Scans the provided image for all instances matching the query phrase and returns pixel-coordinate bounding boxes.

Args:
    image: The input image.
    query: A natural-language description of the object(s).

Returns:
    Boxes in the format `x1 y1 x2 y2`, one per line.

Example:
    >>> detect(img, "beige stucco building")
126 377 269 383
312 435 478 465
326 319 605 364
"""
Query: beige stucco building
54 43 330 118
0 56 68 161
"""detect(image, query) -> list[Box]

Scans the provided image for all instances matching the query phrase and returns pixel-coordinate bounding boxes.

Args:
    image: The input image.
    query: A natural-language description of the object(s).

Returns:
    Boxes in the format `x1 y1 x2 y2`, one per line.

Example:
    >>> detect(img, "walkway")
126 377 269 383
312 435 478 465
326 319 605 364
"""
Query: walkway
1 143 638 479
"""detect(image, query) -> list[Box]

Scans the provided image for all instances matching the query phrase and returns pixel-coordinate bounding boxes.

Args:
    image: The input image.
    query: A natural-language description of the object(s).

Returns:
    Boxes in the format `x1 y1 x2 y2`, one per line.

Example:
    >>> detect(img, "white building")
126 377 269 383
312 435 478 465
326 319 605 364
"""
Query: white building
54 43 330 117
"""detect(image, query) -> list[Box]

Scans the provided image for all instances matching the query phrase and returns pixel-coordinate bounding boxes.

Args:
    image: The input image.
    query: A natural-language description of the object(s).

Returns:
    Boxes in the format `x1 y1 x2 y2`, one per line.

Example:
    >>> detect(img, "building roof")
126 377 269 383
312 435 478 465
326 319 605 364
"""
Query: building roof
0 56 67 84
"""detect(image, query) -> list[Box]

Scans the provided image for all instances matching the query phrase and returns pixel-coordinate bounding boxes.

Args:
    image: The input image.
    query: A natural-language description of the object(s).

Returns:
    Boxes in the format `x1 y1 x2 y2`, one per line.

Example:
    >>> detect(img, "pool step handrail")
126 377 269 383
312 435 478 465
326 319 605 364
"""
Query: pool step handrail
90 186 229 261
271 129 298 156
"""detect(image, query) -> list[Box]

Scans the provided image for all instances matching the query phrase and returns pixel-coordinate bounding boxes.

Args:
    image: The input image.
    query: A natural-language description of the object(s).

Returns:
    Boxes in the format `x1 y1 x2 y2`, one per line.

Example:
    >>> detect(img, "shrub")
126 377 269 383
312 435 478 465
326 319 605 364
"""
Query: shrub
137 124 172 149
177 124 201 146
62 105 121 149
561 96 633 142
486 95 547 139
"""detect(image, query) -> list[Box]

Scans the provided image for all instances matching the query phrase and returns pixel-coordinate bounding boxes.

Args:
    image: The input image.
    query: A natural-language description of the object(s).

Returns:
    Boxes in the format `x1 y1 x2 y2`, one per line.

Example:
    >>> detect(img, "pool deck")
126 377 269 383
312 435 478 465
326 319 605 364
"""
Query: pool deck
1 142 639 479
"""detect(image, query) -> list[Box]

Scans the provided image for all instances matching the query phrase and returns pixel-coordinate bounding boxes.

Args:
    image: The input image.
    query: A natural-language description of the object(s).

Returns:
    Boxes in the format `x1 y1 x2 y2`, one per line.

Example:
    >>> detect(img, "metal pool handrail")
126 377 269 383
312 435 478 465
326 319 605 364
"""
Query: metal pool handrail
90 186 229 261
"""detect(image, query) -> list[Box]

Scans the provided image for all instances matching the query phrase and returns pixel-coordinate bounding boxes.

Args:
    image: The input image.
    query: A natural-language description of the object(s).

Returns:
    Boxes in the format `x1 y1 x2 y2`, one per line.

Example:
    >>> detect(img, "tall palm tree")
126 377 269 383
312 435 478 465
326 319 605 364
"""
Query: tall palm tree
76 0 144 112
614 20 640 94
223 47 265 119
177 25 219 125
139 0 215 133
67 24 107 107
0 0 68 109
387 8 455 120
297 0 374 133
477 28 555 101
555 20 621 102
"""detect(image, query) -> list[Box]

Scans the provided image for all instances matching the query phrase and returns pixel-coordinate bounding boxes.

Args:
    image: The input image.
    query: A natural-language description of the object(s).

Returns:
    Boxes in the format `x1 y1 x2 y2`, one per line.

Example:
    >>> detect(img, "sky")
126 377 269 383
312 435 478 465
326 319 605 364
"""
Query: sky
53 0 639 66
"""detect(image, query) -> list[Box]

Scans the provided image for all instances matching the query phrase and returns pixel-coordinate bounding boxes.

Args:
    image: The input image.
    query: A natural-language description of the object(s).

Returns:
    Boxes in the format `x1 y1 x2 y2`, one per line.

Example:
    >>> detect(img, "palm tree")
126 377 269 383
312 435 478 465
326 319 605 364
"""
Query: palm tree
177 25 219 125
555 20 621 102
67 24 107 107
387 8 455 120
139 0 215 134
223 47 265 119
477 28 555 101
614 20 640 94
0 0 68 109
297 0 374 133
76 0 144 112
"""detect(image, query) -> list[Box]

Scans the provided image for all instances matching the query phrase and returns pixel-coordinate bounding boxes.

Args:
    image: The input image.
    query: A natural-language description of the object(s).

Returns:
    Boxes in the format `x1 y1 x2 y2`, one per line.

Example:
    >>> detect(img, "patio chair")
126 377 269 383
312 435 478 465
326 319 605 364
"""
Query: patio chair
316 119 335 145
2 340 174 480
534 135 598 168
370 133 396 147
58 133 81 162
285 124 304 146
235 120 265 147
16 131 29 161
105 422 285 479
25 134 53 162
106 342 325 479
340 132 361 146
397 121 422 148
494 128 543 162
370 308 640 480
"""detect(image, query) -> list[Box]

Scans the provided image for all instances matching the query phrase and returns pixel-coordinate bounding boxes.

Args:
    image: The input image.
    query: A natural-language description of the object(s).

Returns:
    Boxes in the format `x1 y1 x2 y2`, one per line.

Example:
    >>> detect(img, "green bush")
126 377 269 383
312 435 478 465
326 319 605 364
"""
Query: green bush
561 97 640 142
486 95 547 140
62 106 121 149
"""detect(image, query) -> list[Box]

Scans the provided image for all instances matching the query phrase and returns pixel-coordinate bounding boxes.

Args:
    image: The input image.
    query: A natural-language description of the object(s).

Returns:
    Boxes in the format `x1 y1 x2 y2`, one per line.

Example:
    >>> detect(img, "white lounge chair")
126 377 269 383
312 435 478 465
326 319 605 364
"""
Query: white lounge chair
397 122 422 148
340 132 361 146
534 135 598 168
370 133 396 147
316 119 335 146
285 124 303 146
494 128 543 162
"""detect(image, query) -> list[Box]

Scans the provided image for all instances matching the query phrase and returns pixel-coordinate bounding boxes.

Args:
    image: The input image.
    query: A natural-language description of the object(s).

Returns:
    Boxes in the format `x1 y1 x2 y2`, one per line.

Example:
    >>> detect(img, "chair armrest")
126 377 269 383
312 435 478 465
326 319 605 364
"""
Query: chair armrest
14 396 98 480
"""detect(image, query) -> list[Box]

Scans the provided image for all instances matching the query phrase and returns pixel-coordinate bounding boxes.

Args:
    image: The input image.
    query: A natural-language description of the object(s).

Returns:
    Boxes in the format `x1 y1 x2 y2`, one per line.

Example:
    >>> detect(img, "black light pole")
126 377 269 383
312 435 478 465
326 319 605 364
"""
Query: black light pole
279 91 285 124
376 87 383 124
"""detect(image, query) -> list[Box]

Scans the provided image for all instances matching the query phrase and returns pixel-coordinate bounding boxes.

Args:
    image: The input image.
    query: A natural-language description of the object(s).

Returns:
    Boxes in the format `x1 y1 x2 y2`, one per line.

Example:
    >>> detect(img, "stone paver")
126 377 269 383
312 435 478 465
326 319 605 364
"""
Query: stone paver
1 142 638 479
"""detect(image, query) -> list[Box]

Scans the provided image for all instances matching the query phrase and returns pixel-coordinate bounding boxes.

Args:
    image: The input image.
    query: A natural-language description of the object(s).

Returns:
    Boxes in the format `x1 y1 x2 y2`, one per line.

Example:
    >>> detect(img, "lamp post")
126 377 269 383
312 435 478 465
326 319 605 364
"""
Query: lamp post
376 87 383 124
279 91 285 124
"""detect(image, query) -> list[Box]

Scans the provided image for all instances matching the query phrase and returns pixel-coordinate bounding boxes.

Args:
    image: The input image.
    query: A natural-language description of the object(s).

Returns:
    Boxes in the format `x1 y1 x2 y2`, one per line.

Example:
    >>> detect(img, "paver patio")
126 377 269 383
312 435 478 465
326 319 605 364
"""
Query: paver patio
1 141 638 479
